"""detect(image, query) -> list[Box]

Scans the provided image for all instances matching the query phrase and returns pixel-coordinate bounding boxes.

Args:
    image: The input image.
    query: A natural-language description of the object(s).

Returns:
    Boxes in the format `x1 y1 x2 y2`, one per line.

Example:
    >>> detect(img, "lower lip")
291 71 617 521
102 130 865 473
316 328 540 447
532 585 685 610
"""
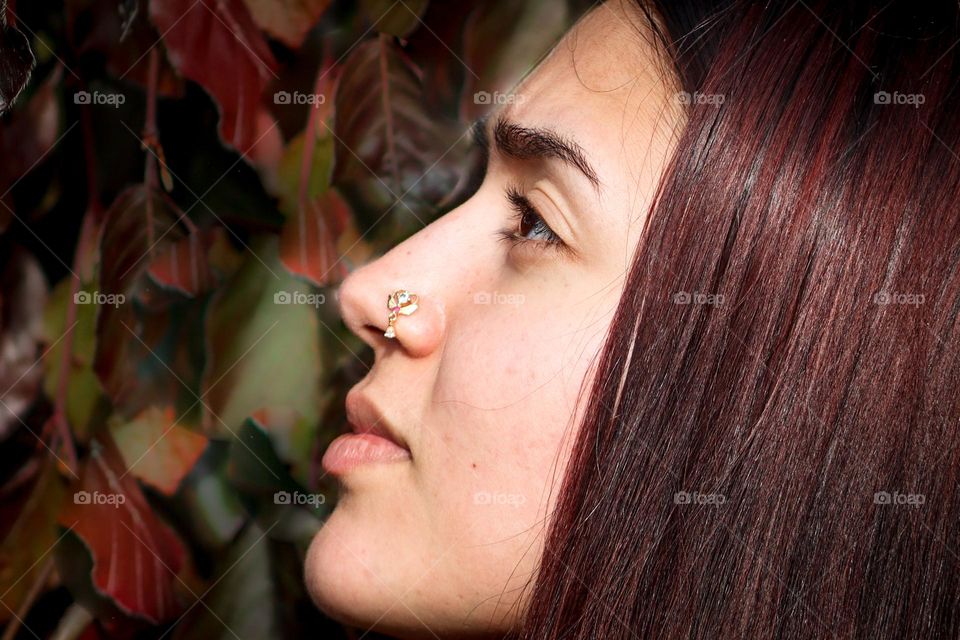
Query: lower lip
321 433 411 475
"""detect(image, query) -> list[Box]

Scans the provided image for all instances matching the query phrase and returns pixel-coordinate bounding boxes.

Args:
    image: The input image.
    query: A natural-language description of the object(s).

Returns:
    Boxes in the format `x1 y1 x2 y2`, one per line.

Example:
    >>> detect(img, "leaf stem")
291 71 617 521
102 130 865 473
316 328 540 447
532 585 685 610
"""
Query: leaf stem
49 603 94 640
298 51 332 210
143 48 160 247
0 556 54 640
48 101 106 474
378 34 400 195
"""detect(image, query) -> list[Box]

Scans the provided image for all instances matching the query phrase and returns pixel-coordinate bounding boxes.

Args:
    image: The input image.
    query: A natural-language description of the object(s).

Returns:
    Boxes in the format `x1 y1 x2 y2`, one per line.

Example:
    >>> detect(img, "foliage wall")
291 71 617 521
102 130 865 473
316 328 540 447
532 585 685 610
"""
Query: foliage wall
0 0 583 637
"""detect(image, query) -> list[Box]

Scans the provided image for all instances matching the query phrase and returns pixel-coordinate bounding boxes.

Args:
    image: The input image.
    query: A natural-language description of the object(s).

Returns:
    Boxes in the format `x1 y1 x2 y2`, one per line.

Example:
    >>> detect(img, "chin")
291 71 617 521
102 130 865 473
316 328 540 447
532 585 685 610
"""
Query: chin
305 515 378 627
304 509 419 638
304 512 519 639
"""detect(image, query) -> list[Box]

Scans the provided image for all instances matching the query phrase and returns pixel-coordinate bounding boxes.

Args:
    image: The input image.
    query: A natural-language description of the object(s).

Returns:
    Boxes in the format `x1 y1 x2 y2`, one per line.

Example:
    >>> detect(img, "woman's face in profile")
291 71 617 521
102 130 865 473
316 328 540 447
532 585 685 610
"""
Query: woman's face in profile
306 3 681 636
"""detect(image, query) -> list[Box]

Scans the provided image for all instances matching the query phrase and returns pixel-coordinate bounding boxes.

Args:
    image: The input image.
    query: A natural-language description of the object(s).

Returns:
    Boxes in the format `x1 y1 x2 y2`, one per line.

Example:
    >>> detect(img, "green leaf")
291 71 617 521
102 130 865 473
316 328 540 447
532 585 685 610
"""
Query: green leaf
248 408 316 488
172 523 281 640
0 461 62 623
172 442 247 551
241 0 332 48
360 0 429 37
42 277 105 440
225 418 330 543
202 237 323 436
111 405 209 496
275 129 334 218
226 417 299 496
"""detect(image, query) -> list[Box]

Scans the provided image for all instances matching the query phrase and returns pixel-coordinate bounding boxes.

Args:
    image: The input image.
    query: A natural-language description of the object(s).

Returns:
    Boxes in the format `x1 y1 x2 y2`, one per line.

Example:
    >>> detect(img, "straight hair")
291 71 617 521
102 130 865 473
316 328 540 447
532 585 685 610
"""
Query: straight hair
515 1 960 637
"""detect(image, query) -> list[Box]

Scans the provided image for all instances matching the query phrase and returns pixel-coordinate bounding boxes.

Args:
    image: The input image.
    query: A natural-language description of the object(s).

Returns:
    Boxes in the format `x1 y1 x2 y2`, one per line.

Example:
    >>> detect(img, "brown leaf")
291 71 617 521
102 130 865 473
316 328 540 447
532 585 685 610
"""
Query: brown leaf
332 36 469 234
66 0 184 97
0 18 35 115
94 186 206 414
0 67 61 231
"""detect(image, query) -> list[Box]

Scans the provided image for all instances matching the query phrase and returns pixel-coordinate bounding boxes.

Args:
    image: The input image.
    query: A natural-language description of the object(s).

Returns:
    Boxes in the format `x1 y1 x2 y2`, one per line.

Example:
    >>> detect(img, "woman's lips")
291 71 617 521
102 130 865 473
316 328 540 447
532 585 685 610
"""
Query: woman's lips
321 431 411 476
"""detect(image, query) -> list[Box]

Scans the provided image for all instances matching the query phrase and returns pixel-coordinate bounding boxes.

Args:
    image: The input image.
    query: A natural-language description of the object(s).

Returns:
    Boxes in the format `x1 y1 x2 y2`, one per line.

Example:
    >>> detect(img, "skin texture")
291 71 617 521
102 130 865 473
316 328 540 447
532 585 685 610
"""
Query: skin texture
305 2 683 637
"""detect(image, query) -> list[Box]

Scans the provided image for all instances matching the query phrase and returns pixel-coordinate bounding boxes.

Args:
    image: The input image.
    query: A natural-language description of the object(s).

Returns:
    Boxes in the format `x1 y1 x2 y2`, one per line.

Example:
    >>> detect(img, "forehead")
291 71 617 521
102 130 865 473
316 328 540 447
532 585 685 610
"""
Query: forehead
502 2 682 204
509 3 677 115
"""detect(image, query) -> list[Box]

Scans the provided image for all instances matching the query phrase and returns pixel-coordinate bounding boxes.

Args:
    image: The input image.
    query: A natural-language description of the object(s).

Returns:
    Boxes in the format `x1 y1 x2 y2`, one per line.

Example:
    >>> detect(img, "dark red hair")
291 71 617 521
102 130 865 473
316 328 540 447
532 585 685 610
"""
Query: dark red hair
515 1 960 637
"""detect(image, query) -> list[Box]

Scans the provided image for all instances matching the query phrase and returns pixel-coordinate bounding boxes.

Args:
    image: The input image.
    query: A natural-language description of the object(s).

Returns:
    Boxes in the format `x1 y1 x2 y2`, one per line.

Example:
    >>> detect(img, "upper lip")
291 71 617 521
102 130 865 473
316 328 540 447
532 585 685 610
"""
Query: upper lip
344 388 409 451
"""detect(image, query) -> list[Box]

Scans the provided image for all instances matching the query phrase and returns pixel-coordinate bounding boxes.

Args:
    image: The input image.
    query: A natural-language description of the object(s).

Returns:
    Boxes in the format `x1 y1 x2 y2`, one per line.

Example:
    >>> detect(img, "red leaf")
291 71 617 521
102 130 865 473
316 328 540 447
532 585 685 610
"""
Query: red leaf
95 186 215 416
147 229 217 296
332 37 470 229
66 0 184 98
58 433 187 624
149 0 278 155
279 189 349 285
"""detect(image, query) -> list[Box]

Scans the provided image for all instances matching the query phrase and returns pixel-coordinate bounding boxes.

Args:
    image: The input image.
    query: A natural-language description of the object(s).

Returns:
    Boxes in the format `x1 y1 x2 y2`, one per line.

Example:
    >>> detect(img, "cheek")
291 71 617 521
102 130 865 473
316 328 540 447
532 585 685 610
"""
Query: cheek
423 299 606 561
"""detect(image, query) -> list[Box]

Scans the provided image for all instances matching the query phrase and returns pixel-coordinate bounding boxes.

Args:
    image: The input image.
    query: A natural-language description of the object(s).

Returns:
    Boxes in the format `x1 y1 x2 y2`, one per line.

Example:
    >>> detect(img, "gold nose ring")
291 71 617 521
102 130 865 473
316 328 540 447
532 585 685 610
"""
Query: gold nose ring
385 289 419 339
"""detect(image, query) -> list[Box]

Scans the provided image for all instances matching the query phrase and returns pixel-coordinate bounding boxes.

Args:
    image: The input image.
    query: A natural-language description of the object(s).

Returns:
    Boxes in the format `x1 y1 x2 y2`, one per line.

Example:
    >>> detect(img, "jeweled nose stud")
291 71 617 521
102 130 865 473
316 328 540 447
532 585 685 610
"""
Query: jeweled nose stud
385 289 419 339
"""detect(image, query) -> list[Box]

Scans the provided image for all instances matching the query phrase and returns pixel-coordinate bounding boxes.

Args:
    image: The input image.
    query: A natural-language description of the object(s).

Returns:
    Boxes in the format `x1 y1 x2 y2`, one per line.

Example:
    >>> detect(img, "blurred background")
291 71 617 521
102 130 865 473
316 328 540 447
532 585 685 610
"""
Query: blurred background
0 0 588 637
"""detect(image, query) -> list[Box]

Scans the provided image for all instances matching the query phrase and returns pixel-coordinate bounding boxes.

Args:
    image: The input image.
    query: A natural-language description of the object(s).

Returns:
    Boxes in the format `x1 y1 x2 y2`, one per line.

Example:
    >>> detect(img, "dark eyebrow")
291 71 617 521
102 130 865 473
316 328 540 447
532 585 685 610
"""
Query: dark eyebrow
488 116 601 190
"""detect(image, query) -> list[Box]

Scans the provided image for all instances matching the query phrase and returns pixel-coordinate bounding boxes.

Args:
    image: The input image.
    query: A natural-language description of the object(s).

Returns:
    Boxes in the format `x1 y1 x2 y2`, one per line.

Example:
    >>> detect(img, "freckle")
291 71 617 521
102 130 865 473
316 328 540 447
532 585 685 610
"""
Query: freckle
471 463 477 469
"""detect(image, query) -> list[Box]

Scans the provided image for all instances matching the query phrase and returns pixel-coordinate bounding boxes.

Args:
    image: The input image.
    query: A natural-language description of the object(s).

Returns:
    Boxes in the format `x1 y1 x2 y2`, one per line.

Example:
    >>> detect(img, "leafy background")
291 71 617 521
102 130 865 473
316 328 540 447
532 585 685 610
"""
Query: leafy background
0 0 586 638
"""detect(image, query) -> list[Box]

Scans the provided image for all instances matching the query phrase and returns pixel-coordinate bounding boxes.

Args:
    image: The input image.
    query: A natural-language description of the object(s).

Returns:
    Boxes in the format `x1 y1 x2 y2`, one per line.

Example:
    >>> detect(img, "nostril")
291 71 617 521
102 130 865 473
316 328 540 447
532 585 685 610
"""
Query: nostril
362 322 387 342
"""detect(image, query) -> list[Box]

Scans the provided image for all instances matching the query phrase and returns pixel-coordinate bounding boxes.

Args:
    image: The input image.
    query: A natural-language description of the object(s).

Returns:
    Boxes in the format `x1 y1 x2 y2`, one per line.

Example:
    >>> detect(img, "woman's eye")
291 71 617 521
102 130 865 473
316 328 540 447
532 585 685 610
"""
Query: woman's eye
500 186 563 247
516 203 554 241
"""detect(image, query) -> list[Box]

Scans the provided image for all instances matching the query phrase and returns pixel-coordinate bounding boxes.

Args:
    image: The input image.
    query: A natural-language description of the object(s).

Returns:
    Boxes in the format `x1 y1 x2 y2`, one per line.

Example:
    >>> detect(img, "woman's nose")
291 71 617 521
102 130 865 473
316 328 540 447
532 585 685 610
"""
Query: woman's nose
336 264 446 359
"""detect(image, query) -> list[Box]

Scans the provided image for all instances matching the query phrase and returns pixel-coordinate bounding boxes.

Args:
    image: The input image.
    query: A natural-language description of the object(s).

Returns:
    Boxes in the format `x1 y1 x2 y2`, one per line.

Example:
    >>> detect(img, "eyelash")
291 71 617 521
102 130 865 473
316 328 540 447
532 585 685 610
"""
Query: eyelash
496 185 567 254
